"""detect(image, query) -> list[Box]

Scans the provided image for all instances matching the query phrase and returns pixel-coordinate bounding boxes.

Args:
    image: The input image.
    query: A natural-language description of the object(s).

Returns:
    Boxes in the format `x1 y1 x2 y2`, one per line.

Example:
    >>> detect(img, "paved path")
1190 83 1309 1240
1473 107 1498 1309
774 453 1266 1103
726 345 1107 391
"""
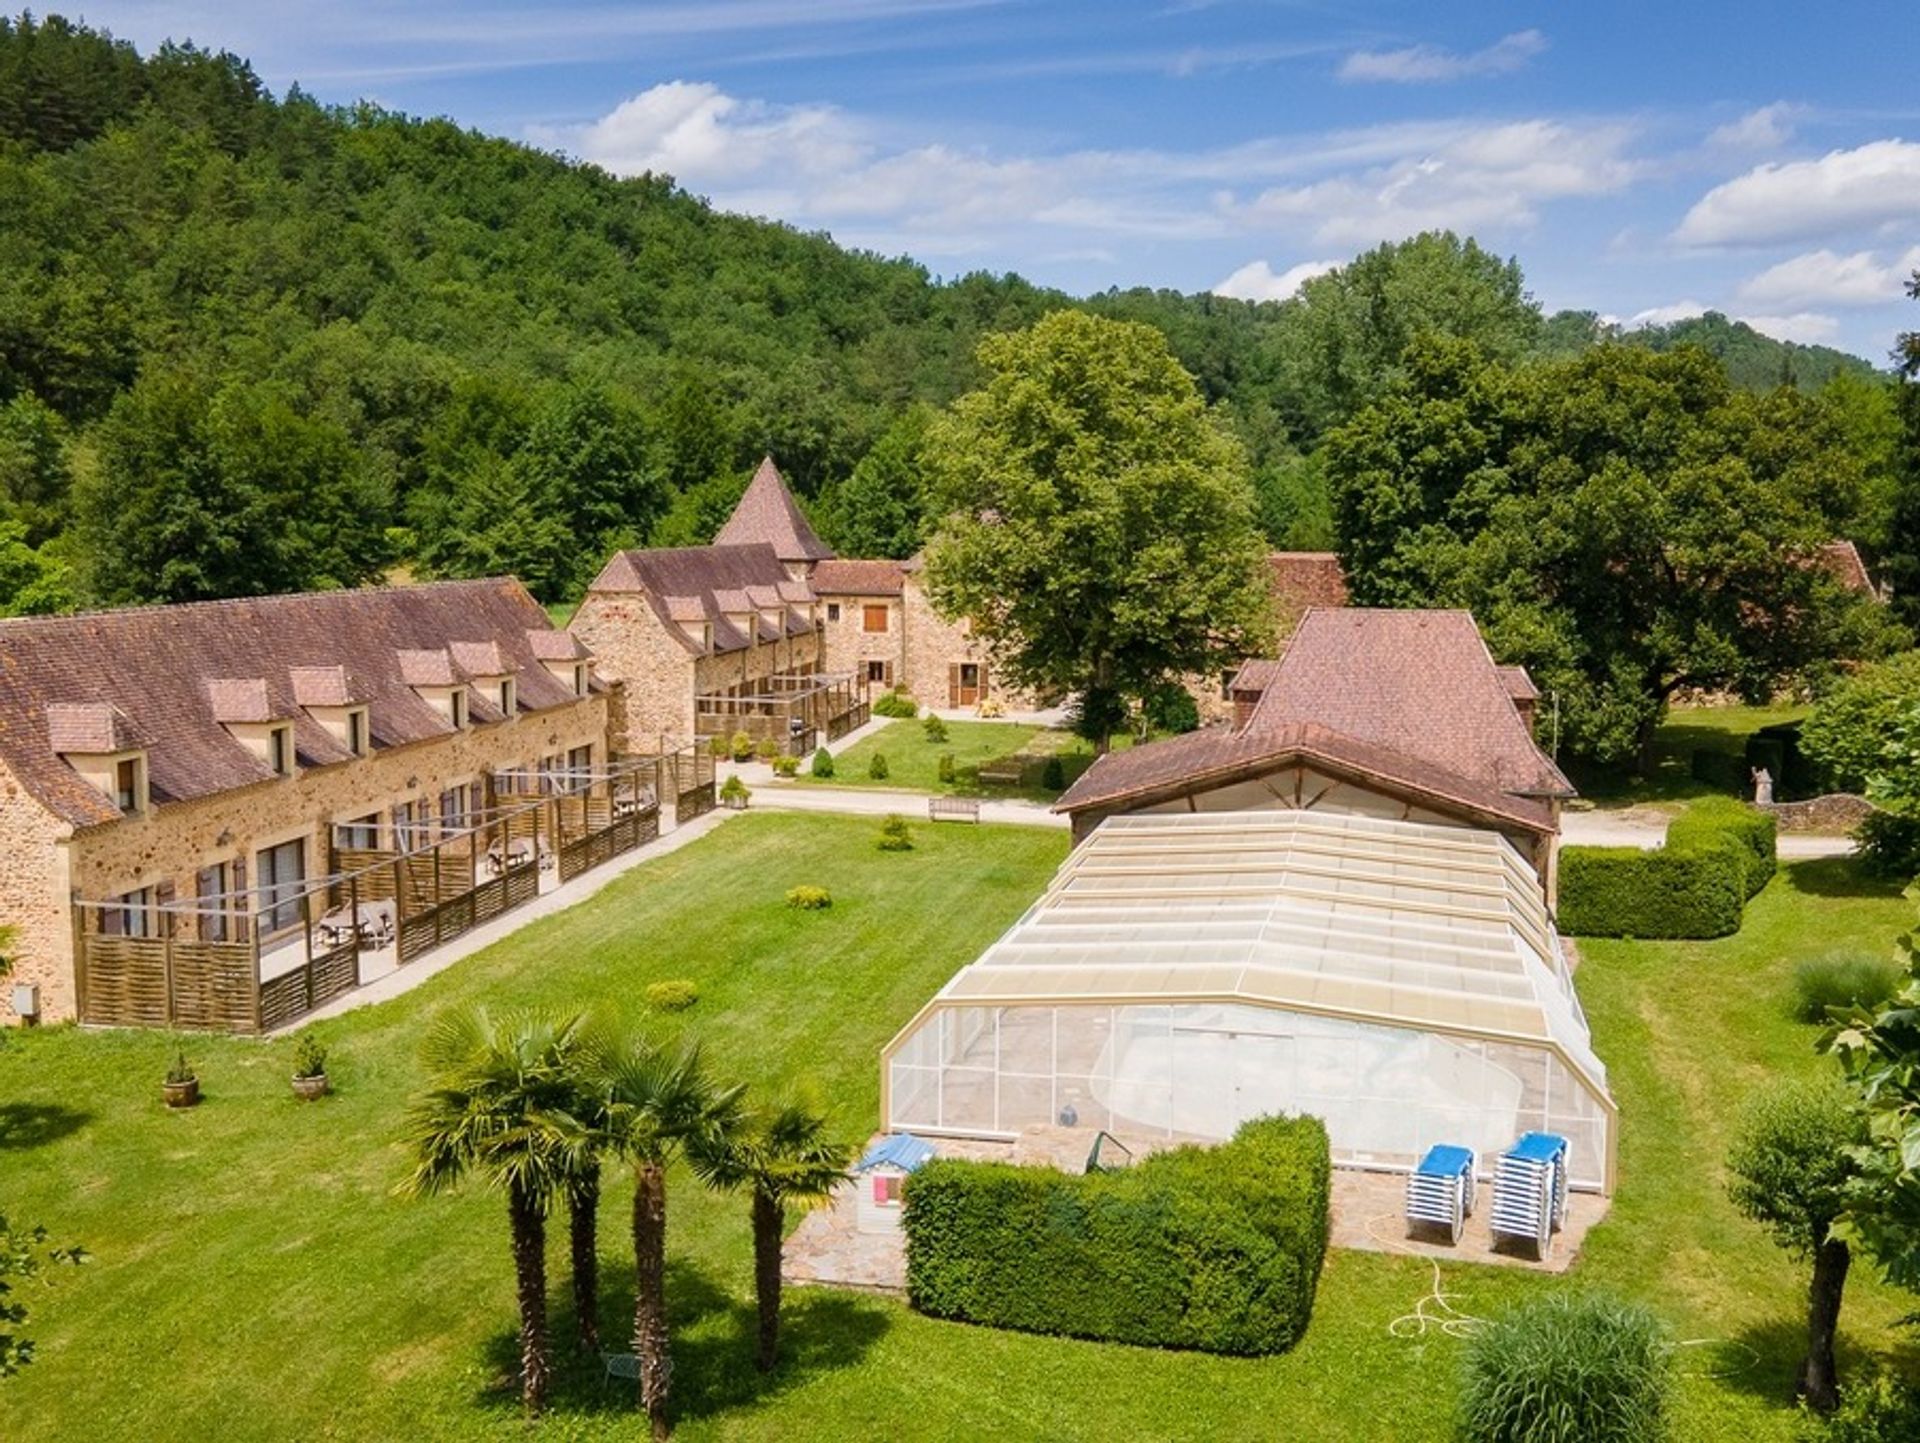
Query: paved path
1560 807 1853 859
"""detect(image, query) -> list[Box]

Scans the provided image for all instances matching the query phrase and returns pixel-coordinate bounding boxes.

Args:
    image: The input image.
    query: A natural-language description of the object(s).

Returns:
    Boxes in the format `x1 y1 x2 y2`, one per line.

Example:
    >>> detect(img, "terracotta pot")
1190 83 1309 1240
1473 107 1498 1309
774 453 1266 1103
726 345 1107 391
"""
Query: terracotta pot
291 1072 330 1101
162 1077 200 1109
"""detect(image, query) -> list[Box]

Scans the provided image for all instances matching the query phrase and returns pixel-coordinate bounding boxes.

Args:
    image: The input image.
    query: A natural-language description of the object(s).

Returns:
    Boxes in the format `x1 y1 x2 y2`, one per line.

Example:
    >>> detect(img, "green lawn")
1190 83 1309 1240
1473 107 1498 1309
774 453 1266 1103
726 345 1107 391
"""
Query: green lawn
1567 702 1810 807
1 816 1915 1441
790 719 1127 801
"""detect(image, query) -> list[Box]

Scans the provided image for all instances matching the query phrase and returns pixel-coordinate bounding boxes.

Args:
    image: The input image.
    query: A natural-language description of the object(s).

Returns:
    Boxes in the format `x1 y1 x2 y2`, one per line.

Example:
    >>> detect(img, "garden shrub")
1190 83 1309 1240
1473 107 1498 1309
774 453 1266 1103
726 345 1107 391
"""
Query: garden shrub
923 715 949 743
1799 1372 1920 1442
937 752 956 785
877 815 913 851
645 979 699 1012
1688 748 1745 795
290 1033 328 1080
718 774 750 807
1459 1291 1671 1443
785 885 832 910
754 736 779 762
1668 796 1776 897
771 754 799 778
729 730 754 762
810 746 835 779
868 752 890 780
706 734 730 758
1800 651 1920 794
1856 810 1920 880
1560 798 1774 938
872 689 918 719
1143 681 1201 735
1041 756 1066 791
1791 952 1903 1023
903 1115 1330 1355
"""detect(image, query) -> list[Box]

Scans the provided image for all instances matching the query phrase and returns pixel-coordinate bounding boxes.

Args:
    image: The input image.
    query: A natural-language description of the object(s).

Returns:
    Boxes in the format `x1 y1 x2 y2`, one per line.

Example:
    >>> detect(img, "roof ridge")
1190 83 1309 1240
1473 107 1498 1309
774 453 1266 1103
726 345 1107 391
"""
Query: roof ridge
0 576 537 633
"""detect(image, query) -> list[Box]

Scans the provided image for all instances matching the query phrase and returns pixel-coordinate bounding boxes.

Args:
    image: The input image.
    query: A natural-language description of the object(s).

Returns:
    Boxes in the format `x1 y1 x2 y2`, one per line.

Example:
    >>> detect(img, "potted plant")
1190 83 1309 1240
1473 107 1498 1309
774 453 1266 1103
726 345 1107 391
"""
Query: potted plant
290 1033 330 1101
162 1052 199 1109
720 774 751 810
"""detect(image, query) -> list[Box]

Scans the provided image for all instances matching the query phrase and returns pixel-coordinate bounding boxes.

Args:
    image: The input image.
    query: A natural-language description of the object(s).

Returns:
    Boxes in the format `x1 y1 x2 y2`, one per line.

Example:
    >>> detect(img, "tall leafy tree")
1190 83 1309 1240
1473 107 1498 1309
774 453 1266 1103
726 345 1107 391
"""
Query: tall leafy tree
691 1099 852 1372
923 310 1273 751
512 382 665 589
821 402 933 558
399 1006 587 1416
1325 338 1905 763
586 1031 740 1441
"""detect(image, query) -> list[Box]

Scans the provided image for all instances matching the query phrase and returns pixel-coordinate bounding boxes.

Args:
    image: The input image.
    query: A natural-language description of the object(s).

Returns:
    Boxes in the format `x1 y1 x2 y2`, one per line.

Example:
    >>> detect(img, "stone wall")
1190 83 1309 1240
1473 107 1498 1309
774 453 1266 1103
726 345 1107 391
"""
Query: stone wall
818 595 906 688
1762 793 1874 833
899 576 1037 712
3 694 610 1024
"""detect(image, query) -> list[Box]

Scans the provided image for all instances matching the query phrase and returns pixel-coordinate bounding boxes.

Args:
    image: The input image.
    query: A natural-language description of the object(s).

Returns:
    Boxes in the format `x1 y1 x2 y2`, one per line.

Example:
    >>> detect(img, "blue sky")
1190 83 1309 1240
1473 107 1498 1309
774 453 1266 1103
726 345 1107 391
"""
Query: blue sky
75 1 1920 361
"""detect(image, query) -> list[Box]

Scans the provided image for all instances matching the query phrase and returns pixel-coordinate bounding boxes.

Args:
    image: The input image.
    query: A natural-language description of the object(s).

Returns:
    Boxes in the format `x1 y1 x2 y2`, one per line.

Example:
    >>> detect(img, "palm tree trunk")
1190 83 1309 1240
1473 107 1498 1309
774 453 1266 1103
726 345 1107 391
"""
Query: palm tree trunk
568 1162 601 1353
507 1176 551 1416
752 1187 783 1372
631 1161 672 1441
1800 1236 1850 1414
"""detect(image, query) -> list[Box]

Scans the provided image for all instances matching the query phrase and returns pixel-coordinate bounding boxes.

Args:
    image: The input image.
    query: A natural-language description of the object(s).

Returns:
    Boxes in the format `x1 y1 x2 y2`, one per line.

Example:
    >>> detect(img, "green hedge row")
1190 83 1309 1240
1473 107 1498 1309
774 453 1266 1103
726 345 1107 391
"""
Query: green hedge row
1559 799 1777 939
902 1115 1330 1355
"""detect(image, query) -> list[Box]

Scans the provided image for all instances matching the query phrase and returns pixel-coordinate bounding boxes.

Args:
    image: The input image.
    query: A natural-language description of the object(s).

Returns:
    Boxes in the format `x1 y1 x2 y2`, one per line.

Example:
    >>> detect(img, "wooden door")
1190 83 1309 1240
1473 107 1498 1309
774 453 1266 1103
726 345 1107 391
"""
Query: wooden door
949 662 983 708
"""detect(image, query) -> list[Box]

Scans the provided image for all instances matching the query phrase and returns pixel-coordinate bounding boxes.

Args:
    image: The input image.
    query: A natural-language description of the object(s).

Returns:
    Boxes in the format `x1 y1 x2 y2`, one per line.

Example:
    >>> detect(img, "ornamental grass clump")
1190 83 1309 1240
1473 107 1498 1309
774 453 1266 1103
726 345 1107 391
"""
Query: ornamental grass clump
785 885 832 910
1460 1292 1670 1443
644 979 699 1012
877 815 913 852
1790 951 1902 1024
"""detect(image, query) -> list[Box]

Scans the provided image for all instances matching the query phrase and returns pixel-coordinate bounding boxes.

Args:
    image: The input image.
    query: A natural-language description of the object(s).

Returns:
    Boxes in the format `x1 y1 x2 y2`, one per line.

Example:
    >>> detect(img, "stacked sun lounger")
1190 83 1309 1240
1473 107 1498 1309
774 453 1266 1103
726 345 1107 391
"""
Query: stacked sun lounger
1405 1143 1476 1242
1490 1131 1569 1258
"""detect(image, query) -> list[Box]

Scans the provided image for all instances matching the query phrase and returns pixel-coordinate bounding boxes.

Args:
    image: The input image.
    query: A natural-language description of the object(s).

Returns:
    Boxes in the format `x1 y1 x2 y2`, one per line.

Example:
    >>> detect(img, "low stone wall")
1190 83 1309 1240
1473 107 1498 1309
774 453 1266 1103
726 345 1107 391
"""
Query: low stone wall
1761 794 1873 833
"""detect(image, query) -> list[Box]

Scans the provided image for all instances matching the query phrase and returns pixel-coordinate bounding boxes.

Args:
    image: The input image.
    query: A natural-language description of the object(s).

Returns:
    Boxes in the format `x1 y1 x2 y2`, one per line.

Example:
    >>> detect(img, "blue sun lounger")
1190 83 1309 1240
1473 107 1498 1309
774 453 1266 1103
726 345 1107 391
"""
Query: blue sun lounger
1405 1143 1476 1243
1490 1132 1569 1258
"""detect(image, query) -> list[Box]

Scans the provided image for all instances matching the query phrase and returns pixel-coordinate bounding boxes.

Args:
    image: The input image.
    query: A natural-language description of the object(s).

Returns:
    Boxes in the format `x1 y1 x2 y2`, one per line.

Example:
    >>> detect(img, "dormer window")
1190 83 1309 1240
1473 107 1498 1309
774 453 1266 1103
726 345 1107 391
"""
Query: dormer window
113 755 144 814
451 688 469 730
498 677 516 716
572 664 589 697
346 707 369 757
268 724 294 777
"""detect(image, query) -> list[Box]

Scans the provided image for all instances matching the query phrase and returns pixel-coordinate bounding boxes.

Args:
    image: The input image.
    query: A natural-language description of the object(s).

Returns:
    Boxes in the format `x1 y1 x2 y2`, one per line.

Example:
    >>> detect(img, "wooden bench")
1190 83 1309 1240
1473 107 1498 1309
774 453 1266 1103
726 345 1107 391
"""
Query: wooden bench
975 760 1026 786
928 795 981 823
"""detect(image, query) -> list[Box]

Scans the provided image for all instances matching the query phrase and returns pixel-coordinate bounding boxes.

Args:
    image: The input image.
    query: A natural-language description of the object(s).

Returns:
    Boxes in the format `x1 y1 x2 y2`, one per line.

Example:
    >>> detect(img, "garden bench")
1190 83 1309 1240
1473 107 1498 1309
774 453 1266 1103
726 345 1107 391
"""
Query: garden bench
928 795 981 823
975 760 1025 785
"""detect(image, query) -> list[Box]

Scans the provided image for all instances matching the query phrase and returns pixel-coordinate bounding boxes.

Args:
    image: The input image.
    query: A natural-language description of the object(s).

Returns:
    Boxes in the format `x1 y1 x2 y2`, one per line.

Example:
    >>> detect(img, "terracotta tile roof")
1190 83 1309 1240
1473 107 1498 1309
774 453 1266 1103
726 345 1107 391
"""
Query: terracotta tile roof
586 543 816 656
396 648 463 688
0 578 583 829
288 665 363 708
1498 665 1540 702
811 559 908 596
448 640 510 678
45 701 142 754
1054 720 1556 834
1269 552 1348 625
1245 609 1572 798
1227 658 1283 697
1816 540 1879 597
205 678 287 724
713 456 834 563
527 628 591 662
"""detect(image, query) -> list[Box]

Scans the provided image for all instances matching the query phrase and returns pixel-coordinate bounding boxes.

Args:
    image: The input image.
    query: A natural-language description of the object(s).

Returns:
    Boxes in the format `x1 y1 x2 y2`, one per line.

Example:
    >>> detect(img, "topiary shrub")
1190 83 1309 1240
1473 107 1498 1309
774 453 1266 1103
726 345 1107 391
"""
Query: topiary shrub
872 689 918 719
903 1115 1330 1355
810 746 835 779
1558 844 1745 939
1669 796 1776 898
1791 952 1903 1023
730 730 754 762
923 715 949 744
1041 756 1067 791
937 752 956 785
877 815 913 851
645 979 699 1012
771 754 799 778
1460 1292 1671 1443
785 885 832 910
868 752 890 780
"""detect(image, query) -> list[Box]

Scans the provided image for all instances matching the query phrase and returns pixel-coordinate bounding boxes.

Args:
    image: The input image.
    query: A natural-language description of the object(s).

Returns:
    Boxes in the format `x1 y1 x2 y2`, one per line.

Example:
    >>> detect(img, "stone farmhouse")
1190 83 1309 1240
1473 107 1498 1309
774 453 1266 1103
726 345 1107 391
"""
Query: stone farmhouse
0 578 707 1030
1059 608 1574 894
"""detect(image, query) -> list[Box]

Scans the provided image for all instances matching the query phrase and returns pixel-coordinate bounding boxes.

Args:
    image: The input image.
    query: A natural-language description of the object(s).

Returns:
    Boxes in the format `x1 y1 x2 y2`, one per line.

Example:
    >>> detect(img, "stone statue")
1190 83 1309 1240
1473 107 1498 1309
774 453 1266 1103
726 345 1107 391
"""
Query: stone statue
1751 766 1774 806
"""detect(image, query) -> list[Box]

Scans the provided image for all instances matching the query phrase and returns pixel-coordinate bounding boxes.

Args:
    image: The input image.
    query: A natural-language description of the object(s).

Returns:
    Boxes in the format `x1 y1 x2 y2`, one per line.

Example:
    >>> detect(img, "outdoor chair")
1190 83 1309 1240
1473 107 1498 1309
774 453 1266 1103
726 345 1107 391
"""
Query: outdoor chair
1404 1143 1476 1243
602 1352 641 1389
1489 1132 1569 1259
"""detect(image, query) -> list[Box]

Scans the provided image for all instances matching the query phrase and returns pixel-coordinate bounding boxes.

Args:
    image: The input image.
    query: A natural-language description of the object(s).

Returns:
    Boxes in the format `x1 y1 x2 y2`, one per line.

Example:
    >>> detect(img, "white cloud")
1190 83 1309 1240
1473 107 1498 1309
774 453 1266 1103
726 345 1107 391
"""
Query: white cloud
1736 311 1841 344
1707 103 1801 151
1211 258 1339 301
1676 138 1920 246
1236 121 1639 247
1735 246 1920 308
1629 300 1710 327
1339 29 1546 84
564 81 865 185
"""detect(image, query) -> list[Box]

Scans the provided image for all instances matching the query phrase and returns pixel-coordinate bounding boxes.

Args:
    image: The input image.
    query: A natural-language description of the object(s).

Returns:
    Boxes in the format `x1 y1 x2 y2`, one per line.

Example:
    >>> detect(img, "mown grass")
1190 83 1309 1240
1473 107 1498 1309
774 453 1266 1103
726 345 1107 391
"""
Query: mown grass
791 719 1139 802
1568 702 1811 805
1 817 1914 1441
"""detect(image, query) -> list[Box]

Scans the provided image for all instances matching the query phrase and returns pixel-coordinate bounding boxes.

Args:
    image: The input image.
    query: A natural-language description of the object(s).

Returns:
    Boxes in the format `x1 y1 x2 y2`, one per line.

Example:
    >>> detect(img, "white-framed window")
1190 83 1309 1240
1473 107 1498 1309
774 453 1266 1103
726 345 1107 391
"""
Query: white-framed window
334 812 380 850
196 862 236 943
268 724 294 777
439 784 473 835
567 744 594 790
347 707 369 757
450 688 469 730
393 799 425 851
498 678 516 716
255 839 306 935
101 885 155 938
112 755 145 814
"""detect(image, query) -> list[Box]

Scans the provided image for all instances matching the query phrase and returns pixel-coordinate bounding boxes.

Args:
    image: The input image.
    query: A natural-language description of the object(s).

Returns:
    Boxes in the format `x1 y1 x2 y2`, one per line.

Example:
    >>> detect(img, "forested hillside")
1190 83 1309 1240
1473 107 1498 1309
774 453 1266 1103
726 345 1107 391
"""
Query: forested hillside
0 14 1897 612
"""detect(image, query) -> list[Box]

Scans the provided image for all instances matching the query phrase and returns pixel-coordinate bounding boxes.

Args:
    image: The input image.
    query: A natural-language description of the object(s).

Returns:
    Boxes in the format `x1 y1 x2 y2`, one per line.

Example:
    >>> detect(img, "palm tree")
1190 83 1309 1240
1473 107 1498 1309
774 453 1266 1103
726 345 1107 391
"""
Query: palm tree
691 1099 852 1371
585 1028 741 1441
399 1005 586 1416
562 1157 604 1353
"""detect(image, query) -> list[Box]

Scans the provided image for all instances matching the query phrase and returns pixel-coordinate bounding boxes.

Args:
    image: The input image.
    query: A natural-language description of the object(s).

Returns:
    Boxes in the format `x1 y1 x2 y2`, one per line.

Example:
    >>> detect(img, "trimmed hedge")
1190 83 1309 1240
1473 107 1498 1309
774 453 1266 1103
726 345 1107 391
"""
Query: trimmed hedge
1559 799 1776 938
902 1115 1330 1355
